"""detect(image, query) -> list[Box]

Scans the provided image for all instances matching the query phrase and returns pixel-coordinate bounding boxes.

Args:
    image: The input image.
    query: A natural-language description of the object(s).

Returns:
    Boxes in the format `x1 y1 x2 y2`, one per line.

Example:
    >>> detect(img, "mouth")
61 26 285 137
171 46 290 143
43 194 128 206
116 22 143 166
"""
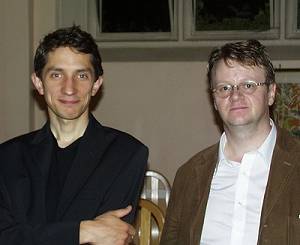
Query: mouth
230 106 248 111
59 99 79 105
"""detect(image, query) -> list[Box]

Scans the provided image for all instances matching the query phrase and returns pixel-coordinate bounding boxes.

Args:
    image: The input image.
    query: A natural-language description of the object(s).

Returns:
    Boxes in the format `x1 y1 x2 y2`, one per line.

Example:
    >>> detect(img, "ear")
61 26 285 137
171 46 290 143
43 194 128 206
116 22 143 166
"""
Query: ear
91 76 103 96
31 73 44 95
213 98 218 111
267 83 276 106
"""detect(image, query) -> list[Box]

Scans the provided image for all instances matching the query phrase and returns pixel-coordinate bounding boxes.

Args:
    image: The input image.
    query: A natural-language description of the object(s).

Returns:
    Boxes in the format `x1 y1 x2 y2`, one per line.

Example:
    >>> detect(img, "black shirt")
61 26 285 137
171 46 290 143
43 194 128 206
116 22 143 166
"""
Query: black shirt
46 136 81 221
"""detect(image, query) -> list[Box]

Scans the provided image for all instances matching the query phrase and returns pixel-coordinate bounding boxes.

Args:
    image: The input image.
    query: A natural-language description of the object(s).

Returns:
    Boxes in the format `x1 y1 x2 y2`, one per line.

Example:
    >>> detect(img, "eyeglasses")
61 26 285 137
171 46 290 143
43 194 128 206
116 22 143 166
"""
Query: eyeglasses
212 80 267 98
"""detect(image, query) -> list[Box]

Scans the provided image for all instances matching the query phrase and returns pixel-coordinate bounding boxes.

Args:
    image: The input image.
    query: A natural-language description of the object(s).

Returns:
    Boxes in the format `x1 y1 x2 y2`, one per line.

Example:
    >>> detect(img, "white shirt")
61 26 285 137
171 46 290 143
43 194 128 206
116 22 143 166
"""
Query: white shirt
200 121 277 245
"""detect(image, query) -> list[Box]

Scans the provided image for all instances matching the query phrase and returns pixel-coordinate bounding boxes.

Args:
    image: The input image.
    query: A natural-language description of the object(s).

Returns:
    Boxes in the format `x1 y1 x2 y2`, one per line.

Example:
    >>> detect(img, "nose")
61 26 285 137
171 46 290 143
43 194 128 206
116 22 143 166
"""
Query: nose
229 85 243 100
62 77 76 95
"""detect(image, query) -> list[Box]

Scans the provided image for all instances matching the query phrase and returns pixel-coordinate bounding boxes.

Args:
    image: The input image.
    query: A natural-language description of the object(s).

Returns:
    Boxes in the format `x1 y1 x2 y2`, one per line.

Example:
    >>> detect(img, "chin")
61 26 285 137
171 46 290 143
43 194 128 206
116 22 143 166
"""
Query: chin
227 118 252 127
54 111 86 121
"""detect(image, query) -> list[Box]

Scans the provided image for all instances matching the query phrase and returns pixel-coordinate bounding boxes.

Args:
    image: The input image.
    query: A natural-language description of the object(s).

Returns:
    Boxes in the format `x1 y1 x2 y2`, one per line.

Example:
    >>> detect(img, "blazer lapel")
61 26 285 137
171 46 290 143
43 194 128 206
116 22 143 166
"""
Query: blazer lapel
190 144 219 245
26 122 55 223
30 122 55 178
259 131 296 232
56 116 112 219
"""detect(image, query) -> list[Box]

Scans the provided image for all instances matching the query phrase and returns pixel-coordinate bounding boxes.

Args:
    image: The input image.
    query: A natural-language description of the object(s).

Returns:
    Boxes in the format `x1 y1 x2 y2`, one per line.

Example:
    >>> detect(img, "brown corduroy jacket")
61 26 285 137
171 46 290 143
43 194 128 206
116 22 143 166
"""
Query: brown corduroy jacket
160 128 300 245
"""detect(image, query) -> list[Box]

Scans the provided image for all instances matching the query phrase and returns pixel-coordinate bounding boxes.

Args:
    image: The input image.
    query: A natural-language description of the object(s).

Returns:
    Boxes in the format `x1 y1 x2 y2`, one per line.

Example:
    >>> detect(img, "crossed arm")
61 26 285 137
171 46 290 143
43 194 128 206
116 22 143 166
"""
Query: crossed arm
0 198 135 245
0 176 137 245
79 205 135 245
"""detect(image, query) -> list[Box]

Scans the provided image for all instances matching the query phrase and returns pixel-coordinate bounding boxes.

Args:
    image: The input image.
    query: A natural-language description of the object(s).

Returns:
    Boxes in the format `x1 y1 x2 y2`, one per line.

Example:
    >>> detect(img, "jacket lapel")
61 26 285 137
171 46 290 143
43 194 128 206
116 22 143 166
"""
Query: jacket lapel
30 122 55 178
56 116 112 219
190 144 219 245
27 122 55 223
259 129 296 232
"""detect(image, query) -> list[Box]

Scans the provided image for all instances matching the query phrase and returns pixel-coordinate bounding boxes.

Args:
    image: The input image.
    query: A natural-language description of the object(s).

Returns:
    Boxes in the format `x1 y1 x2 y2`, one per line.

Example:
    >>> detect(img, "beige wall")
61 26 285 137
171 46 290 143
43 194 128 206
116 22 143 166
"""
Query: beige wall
0 0 32 142
92 61 221 183
2 1 300 184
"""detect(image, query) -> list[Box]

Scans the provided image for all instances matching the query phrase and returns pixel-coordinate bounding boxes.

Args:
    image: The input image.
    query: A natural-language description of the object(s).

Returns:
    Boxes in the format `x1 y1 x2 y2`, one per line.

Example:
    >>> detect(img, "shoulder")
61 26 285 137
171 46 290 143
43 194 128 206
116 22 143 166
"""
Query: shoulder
100 126 149 162
90 122 149 171
90 116 148 152
0 121 50 151
175 143 219 181
103 125 147 148
0 130 43 177
0 129 40 152
87 117 149 166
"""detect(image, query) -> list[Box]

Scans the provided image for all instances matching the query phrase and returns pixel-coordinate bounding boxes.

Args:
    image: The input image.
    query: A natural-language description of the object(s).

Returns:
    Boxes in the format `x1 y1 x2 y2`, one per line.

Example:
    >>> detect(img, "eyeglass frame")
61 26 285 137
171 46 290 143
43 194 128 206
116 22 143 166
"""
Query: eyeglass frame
211 80 268 98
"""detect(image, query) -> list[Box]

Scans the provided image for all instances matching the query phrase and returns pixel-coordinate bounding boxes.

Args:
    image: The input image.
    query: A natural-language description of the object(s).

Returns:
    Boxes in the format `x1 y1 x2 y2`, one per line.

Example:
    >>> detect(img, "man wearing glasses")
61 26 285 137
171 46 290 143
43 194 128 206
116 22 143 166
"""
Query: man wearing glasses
161 40 300 245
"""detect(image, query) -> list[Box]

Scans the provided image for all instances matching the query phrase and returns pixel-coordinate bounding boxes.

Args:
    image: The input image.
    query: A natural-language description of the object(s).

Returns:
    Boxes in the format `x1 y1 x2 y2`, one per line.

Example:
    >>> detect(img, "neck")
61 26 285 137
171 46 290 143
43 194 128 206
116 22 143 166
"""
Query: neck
49 113 89 148
223 120 271 162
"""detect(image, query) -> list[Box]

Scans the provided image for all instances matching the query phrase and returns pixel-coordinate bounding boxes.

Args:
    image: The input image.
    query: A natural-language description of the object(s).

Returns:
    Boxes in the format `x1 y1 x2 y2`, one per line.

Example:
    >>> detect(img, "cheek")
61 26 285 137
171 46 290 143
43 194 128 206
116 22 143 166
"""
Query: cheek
214 97 228 111
249 93 268 111
79 85 94 99
43 86 57 97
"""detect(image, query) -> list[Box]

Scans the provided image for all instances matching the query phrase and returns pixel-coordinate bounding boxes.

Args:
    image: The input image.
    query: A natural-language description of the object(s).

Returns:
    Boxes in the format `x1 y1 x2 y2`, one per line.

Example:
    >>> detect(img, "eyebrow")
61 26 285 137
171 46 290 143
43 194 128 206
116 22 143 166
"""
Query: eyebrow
76 68 93 74
44 67 63 73
44 67 94 75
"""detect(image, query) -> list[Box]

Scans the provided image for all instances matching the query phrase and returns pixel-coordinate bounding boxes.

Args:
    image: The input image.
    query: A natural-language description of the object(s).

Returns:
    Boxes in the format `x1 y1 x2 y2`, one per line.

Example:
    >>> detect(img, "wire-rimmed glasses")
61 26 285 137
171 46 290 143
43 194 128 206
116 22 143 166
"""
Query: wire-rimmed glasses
212 80 267 98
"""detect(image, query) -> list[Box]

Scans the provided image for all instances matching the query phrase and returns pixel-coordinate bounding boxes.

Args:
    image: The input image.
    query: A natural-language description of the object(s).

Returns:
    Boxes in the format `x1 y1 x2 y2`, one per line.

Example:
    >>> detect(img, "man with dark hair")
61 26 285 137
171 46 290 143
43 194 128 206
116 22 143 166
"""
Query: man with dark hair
161 40 300 244
0 26 148 245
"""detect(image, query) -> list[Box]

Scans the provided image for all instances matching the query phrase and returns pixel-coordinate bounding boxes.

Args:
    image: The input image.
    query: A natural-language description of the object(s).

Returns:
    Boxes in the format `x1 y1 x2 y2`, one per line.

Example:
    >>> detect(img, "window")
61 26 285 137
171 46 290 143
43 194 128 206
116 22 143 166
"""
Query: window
101 0 171 33
56 0 300 46
286 0 300 38
184 0 280 40
91 0 177 41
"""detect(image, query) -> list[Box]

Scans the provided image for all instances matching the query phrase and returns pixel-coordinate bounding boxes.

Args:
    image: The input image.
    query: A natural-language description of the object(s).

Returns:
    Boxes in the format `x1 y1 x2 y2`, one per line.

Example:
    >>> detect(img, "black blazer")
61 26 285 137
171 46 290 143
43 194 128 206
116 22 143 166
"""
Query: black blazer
0 115 148 245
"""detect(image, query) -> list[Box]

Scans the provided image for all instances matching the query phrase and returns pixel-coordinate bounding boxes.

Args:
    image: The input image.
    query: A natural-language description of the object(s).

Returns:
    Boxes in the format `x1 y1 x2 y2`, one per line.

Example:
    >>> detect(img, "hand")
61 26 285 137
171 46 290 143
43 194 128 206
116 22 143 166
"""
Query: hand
79 205 136 245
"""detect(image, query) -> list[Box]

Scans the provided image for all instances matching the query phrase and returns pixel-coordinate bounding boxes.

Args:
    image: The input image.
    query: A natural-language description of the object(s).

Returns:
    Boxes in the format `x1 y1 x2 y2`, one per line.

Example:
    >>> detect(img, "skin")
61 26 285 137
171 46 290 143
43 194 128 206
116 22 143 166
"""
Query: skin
31 47 135 244
79 206 135 245
211 59 276 162
31 47 102 147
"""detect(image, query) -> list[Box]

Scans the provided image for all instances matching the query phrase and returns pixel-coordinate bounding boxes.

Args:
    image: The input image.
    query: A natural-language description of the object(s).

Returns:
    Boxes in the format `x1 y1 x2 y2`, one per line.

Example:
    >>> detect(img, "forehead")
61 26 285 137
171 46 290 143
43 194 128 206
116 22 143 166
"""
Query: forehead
212 59 266 83
45 47 93 70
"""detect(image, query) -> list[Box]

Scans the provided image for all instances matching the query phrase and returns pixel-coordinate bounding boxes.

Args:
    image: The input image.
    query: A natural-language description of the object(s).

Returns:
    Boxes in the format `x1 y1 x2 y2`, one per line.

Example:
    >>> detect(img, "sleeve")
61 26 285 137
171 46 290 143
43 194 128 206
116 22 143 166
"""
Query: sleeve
0 175 79 245
95 144 148 224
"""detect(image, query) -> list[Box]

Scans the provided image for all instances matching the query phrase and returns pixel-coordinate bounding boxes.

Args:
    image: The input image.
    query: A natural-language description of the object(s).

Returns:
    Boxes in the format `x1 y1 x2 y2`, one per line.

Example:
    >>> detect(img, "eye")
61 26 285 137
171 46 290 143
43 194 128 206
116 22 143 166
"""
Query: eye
218 85 231 92
50 72 62 79
243 81 256 89
78 73 89 80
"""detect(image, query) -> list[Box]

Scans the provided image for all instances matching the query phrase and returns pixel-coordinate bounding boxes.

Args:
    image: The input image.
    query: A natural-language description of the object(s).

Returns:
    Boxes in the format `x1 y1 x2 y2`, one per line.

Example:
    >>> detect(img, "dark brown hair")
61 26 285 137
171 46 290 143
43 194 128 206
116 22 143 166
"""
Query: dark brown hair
207 40 275 88
34 25 103 81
